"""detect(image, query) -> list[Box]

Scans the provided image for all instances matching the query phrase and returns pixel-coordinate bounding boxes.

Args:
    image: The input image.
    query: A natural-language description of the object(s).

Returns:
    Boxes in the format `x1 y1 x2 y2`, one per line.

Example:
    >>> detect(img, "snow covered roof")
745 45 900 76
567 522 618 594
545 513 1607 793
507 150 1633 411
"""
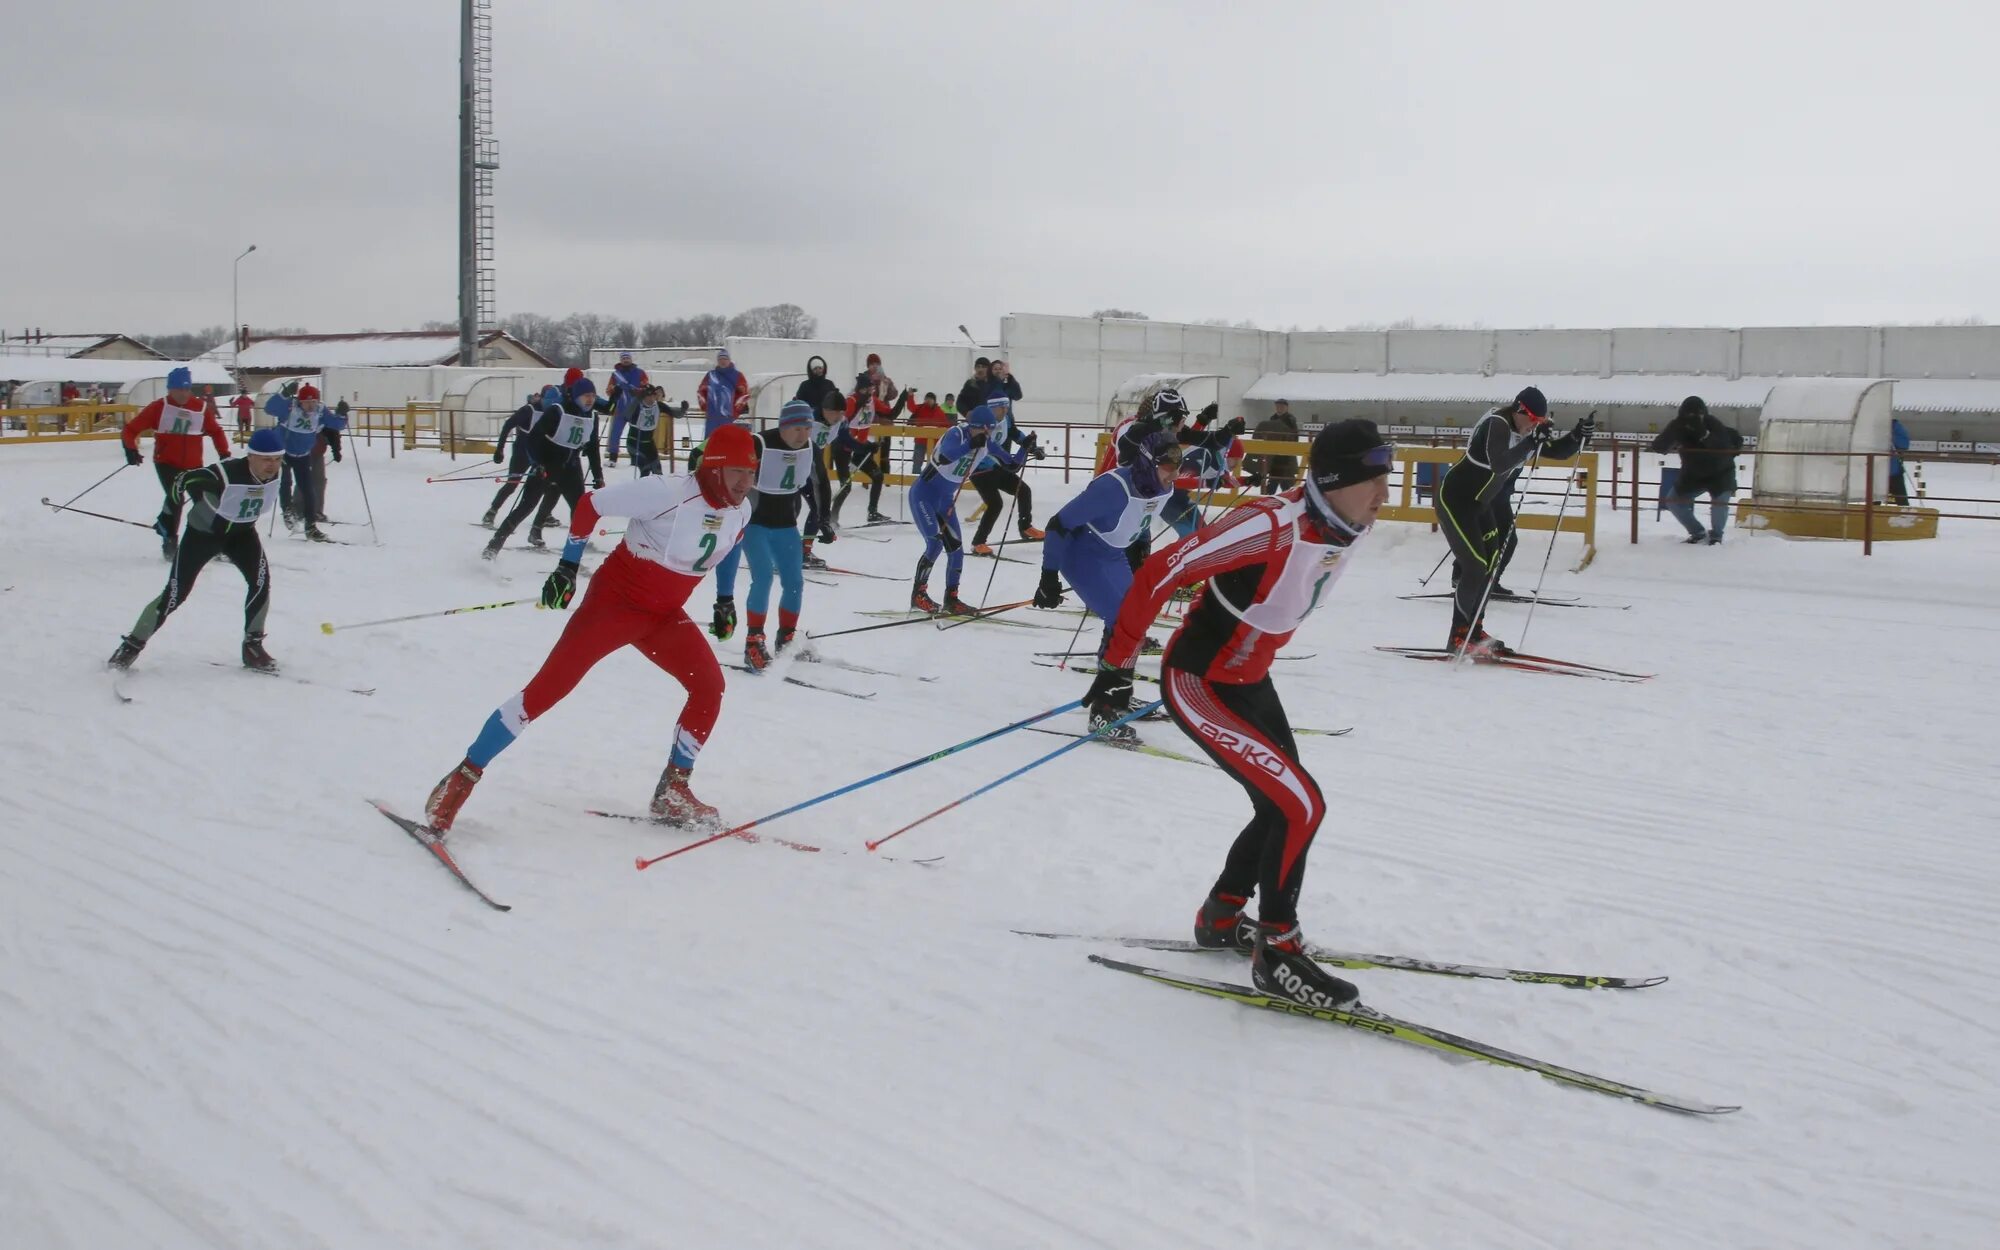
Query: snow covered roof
1243 371 2000 414
0 333 164 359
0 357 235 387
196 331 549 370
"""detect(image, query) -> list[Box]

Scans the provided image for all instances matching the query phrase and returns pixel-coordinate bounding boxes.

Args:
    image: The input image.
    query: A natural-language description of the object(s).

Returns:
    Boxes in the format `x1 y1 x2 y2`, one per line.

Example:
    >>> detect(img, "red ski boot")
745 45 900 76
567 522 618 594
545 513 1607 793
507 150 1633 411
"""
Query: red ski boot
744 631 773 671
424 759 483 835
650 766 720 828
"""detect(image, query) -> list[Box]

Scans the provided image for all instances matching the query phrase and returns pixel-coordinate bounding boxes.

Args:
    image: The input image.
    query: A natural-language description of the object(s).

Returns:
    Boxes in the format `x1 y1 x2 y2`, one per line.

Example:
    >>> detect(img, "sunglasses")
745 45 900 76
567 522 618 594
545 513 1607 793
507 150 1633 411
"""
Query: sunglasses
1357 444 1395 468
1154 446 1185 467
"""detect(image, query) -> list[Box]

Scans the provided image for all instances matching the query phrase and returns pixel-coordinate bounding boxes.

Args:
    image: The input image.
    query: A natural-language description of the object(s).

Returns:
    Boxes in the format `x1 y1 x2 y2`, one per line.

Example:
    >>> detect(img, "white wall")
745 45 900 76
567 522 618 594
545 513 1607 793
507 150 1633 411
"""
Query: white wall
999 314 1284 425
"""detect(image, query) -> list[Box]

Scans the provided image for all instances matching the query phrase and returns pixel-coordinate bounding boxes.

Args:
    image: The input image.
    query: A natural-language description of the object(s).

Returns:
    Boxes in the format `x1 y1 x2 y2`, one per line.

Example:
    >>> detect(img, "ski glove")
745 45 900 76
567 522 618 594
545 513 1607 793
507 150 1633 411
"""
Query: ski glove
817 524 837 544
1085 665 1135 714
491 449 504 463
1032 570 1065 609
541 560 580 610
591 475 605 490
1223 416 1248 437
709 596 737 641
1529 422 1558 448
1573 410 1598 444
1195 402 1220 426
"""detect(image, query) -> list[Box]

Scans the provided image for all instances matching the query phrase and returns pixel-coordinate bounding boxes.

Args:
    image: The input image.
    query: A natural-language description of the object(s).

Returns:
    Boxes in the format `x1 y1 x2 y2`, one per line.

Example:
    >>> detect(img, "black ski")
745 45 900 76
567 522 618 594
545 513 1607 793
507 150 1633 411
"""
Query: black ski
1023 725 1212 768
1017 931 1664 989
1089 956 1734 1115
795 651 938 682
368 800 512 911
1375 646 1651 683
723 662 875 699
1399 591 1626 610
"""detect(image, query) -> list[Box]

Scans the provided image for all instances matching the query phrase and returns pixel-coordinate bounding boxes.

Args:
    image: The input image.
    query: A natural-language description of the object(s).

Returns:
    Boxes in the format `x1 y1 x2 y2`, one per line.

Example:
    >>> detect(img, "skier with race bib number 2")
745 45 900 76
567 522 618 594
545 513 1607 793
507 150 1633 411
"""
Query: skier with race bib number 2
1086 419 1393 1012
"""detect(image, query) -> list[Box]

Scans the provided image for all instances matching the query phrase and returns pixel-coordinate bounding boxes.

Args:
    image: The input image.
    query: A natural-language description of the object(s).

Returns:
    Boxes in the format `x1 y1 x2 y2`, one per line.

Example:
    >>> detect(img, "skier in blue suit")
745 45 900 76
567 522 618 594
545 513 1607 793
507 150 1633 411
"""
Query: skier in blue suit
1033 428 1181 654
907 404 1005 616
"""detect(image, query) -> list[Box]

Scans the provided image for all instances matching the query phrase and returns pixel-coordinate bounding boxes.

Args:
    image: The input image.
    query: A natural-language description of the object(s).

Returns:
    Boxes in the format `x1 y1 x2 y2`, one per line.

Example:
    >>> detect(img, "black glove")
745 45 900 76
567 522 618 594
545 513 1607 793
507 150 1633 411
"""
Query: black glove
1572 410 1598 444
1224 416 1247 437
1175 425 1198 445
1195 402 1219 426
1529 421 1558 447
591 475 605 490
540 560 579 609
331 447 343 463
818 524 836 544
1085 664 1135 715
1023 432 1048 461
1033 570 1065 609
709 596 737 641
492 449 504 463
124 446 143 466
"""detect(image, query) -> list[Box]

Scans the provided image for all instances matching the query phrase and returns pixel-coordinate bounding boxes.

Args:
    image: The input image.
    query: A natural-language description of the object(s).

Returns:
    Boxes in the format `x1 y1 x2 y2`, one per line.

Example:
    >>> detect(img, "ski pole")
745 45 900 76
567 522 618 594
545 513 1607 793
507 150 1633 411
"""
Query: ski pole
974 474 1021 608
636 698 1085 869
1416 549 1451 588
934 597 1035 632
349 442 379 545
866 699 1164 851
37 497 152 529
49 463 129 511
426 472 512 484
320 598 539 635
1518 445 1585 656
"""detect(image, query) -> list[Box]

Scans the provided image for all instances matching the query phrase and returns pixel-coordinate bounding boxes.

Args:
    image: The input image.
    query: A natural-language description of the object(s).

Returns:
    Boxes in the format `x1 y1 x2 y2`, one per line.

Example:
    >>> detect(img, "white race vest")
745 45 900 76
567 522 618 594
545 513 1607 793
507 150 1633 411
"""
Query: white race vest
812 421 838 452
216 479 276 525
1089 476 1170 548
551 411 595 450
283 405 319 436
1211 518 1357 635
158 401 206 437
845 408 875 438
631 403 660 433
610 474 750 577
755 444 813 495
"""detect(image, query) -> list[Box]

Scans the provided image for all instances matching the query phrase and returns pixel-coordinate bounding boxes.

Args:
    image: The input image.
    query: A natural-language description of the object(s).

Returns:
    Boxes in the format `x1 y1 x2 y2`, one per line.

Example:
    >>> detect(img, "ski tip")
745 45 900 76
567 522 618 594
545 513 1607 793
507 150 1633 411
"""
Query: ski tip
320 622 335 634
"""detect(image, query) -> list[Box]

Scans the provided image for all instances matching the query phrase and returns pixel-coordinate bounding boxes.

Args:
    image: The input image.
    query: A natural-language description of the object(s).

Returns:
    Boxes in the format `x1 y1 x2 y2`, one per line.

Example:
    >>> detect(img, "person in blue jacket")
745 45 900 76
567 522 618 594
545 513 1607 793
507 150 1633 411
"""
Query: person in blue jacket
907 404 1005 616
697 348 748 436
708 400 818 667
1032 429 1181 656
308 398 350 522
605 352 649 466
1889 417 1911 506
263 383 332 542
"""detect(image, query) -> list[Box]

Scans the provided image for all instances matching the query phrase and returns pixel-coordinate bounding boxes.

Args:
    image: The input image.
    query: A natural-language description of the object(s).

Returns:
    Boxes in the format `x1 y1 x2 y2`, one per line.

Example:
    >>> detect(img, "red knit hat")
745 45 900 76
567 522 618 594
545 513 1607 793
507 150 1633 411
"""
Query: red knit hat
865 353 882 367
564 367 585 386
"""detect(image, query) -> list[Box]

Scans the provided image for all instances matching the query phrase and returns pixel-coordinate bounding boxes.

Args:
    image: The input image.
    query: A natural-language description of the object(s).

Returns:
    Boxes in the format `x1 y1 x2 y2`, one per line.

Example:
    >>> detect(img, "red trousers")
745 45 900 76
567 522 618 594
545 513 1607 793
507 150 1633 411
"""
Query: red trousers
520 546 724 763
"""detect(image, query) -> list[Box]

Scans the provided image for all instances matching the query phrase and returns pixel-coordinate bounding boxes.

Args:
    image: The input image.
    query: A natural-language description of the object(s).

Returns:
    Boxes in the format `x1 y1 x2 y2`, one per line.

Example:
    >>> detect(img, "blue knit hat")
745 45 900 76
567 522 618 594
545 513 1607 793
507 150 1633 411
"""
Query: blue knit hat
166 366 192 390
247 427 285 454
567 375 597 398
778 399 813 428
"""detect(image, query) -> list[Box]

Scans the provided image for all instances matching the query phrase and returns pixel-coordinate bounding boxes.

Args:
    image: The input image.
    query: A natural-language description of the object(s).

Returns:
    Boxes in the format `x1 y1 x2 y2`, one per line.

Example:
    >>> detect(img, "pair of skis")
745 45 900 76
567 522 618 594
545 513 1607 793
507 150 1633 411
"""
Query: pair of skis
1377 646 1652 683
1020 932 1735 1116
1399 590 1629 610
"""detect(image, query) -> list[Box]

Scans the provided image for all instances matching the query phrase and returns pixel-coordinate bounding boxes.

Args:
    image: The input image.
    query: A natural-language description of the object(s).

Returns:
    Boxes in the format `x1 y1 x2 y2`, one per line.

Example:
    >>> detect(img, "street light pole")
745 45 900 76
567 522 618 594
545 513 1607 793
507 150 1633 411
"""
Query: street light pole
232 244 258 375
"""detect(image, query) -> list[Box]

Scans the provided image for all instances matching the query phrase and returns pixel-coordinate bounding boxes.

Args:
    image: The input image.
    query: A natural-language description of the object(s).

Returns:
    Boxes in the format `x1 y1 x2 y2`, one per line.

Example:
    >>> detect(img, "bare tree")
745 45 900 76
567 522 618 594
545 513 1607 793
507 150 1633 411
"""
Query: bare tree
1090 308 1149 320
643 315 727 347
764 303 817 339
500 313 566 364
725 306 776 338
144 324 232 358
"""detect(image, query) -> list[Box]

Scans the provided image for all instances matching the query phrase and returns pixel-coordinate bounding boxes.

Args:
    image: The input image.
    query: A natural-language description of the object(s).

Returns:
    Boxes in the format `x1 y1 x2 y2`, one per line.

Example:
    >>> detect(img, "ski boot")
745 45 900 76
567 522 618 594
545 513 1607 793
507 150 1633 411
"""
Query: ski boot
282 507 300 533
1250 920 1360 1010
107 635 144 671
910 587 939 614
481 537 503 561
1170 585 1196 604
744 630 772 672
1140 635 1164 655
866 509 892 524
1194 890 1255 951
774 626 798 656
424 758 483 835
972 542 995 557
161 534 178 562
1449 623 1508 659
941 592 977 617
304 525 332 543
480 507 498 528
1019 526 1045 541
241 633 278 672
709 596 737 641
803 550 829 571
1088 704 1140 746
650 766 720 828
526 527 548 549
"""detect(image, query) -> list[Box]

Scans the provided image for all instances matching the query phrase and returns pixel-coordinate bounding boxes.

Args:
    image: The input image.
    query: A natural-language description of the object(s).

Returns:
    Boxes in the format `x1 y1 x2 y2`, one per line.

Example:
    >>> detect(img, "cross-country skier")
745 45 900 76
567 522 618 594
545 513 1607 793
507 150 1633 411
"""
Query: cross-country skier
484 373 610 557
108 426 287 674
709 400 818 669
263 384 336 542
425 423 760 833
121 365 232 560
1033 428 1180 655
623 384 668 477
833 376 904 523
1084 420 1393 1010
604 351 649 466
968 395 1047 554
907 403 1003 615
799 391 843 571
484 386 554 526
1435 387 1592 655
308 399 349 523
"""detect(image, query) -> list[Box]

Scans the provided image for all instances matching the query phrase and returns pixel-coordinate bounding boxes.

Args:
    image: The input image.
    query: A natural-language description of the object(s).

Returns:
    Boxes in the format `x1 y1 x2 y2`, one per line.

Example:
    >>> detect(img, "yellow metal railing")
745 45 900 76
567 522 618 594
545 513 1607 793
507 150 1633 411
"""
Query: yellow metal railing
0 403 139 441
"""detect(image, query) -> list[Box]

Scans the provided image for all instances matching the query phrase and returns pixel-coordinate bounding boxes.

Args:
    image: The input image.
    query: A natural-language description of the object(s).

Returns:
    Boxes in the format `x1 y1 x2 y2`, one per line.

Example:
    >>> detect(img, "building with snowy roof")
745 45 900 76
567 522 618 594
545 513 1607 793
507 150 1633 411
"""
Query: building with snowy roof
198 329 553 393
0 331 167 361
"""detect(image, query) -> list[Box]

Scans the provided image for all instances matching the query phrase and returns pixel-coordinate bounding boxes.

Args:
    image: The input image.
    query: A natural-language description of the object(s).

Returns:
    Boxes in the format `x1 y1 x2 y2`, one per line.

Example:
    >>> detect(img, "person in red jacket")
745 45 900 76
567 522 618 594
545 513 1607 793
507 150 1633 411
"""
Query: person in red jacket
1084 420 1392 1013
122 366 232 560
230 391 255 438
905 389 952 474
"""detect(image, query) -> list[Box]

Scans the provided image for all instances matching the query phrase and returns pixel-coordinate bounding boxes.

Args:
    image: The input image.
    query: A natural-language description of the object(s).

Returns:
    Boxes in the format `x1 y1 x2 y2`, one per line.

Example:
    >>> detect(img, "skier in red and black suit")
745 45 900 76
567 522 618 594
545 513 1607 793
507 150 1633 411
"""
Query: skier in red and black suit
121 366 232 561
1087 419 1393 1011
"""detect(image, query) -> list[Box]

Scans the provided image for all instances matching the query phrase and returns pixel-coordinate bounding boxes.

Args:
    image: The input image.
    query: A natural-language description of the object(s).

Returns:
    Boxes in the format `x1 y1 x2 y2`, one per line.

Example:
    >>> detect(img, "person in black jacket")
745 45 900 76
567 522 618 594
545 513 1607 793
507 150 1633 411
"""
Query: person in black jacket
794 355 839 412
483 387 553 526
1651 396 1745 545
483 375 609 558
1435 386 1593 654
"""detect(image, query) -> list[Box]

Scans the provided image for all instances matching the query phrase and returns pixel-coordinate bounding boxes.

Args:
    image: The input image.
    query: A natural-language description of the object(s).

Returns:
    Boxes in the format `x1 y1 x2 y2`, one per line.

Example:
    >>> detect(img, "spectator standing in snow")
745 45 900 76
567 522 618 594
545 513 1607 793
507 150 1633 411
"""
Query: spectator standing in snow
697 348 748 436
1651 396 1745 545
605 351 650 467
1889 417 1911 506
906 389 953 474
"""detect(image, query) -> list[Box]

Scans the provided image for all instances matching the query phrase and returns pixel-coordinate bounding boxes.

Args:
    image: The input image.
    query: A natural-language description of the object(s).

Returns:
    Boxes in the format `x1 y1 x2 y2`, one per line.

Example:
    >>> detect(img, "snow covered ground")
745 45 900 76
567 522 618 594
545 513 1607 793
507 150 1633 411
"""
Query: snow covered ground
3 440 1997 1250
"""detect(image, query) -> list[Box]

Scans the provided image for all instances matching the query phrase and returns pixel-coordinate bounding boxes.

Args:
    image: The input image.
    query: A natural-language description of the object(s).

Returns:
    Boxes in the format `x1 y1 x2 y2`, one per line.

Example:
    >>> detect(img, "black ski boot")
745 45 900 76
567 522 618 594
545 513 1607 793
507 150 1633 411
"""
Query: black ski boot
107 635 144 671
743 630 772 672
480 507 498 528
526 527 548 549
774 626 798 655
241 633 278 673
481 536 503 560
1193 890 1254 951
1250 921 1360 1010
1088 705 1139 745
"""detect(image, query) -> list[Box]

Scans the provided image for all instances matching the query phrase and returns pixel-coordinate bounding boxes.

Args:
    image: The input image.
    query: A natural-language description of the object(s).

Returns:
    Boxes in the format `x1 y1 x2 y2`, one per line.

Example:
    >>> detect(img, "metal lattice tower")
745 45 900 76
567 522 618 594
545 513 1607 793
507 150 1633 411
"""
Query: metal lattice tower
459 0 499 364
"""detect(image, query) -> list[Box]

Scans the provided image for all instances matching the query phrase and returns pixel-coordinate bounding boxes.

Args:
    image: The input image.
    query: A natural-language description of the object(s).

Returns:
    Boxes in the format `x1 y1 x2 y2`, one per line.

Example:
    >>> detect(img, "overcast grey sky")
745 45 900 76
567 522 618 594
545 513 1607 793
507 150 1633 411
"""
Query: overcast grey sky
7 0 1997 344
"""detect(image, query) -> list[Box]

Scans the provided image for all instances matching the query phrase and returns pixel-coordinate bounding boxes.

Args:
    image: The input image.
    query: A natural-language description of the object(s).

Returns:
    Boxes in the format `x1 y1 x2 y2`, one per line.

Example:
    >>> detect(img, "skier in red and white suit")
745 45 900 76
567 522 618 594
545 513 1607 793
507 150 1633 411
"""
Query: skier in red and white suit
425 424 761 833
1088 419 1393 1012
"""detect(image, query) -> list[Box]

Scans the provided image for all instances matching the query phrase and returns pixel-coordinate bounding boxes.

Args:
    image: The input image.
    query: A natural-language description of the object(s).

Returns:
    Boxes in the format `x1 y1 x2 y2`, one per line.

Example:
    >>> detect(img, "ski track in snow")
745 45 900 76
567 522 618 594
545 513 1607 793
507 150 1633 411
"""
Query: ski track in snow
4 442 1999 1250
